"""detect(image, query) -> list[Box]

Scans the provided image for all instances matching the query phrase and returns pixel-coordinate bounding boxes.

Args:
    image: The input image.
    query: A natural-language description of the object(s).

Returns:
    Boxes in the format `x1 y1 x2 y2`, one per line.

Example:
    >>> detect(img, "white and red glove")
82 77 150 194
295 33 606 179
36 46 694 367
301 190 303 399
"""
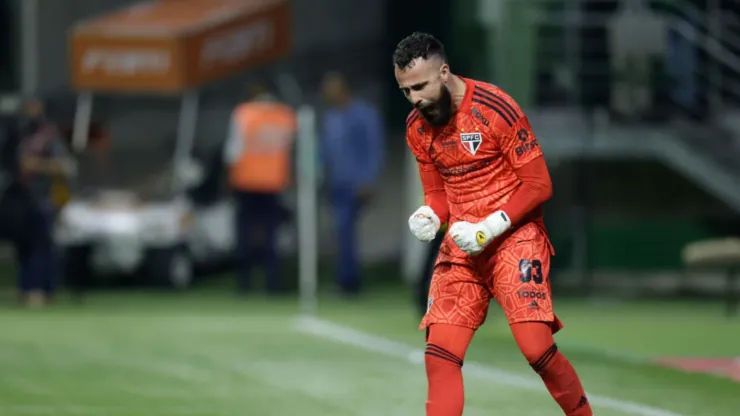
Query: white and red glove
408 206 441 242
449 210 511 255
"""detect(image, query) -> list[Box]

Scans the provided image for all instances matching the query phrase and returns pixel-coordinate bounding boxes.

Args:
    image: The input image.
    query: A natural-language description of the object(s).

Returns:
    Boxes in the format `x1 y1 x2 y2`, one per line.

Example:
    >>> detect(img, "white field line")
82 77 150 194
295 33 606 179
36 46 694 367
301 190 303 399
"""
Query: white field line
295 316 688 416
0 404 235 415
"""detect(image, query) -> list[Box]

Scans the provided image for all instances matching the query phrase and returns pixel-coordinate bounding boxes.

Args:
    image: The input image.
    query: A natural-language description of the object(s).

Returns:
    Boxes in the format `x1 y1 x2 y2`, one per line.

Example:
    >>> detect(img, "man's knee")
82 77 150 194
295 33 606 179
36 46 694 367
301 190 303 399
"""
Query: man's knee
425 329 465 384
517 337 554 363
511 322 558 371
524 343 559 374
425 342 463 370
425 323 475 364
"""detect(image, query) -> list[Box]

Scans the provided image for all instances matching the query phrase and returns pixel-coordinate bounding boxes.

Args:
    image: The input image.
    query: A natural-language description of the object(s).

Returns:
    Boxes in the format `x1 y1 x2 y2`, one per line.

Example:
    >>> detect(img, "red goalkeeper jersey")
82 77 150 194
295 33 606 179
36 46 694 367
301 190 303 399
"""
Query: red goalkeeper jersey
406 77 550 262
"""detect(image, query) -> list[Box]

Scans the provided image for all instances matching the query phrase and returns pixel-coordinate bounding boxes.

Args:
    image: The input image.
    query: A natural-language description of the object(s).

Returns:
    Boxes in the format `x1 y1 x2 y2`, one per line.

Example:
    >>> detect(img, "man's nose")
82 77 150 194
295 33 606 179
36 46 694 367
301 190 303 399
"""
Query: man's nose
409 93 422 107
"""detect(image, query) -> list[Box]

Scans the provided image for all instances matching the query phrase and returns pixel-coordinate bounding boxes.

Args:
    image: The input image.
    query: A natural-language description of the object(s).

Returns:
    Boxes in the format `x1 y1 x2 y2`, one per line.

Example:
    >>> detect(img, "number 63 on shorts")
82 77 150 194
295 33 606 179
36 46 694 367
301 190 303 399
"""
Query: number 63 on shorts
420 225 563 333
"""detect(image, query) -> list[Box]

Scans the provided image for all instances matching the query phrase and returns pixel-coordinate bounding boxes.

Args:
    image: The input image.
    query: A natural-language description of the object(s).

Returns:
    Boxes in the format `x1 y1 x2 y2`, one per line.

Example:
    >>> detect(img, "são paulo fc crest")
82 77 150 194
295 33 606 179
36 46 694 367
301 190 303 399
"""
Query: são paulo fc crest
460 132 483 155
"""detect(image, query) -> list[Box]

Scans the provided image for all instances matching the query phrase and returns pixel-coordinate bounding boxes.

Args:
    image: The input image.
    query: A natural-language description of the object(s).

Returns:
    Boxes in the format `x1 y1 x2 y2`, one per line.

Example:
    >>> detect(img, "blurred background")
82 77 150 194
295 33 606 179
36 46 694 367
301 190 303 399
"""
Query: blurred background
0 0 738 415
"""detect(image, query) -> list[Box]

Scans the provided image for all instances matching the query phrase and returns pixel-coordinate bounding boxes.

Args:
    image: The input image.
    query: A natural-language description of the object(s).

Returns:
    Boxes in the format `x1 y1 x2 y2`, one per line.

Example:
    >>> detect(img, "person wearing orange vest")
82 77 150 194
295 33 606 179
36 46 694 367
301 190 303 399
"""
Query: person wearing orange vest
224 83 297 294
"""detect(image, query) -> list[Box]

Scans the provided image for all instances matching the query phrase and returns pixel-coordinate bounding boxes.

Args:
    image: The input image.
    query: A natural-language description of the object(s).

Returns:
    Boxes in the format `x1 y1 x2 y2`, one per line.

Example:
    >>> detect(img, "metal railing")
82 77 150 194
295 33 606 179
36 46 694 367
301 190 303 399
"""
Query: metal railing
487 0 740 213
516 0 740 119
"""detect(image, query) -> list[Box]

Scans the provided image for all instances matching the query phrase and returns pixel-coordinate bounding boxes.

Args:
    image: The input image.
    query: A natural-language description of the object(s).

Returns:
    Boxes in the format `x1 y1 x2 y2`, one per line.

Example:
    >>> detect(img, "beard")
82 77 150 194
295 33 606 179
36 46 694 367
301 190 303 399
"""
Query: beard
417 84 453 127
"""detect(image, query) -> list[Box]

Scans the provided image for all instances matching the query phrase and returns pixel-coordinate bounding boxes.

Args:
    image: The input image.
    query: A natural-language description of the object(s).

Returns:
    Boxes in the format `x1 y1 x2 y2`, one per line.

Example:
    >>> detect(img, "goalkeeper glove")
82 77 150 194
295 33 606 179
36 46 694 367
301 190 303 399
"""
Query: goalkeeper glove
449 211 511 255
408 206 440 242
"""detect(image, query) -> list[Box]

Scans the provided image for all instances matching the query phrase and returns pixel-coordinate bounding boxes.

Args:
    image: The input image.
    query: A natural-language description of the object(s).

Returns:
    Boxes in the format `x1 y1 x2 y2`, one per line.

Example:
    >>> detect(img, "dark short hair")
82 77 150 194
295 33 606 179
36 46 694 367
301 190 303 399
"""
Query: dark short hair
392 32 447 69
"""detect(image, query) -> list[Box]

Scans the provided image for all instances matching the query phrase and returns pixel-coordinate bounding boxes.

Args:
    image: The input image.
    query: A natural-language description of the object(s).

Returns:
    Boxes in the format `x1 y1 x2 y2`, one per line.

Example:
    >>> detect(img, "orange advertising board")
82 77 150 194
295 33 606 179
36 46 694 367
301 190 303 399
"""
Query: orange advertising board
69 0 291 93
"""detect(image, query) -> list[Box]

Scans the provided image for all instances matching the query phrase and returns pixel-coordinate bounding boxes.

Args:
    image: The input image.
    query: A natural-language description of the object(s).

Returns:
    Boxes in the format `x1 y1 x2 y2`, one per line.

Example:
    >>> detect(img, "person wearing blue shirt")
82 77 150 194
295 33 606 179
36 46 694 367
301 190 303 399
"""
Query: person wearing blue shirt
320 72 384 295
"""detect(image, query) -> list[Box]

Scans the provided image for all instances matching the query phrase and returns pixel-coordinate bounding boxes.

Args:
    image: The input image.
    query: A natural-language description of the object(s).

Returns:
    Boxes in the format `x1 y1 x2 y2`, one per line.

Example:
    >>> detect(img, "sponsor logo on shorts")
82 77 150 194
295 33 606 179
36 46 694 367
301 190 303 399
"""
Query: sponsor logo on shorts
517 290 548 300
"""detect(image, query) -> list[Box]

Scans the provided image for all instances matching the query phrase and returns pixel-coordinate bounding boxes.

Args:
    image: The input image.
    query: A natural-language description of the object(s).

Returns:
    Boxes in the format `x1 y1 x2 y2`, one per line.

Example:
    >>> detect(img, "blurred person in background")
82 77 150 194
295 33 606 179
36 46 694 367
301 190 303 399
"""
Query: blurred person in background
320 72 384 296
16 97 75 307
224 82 297 295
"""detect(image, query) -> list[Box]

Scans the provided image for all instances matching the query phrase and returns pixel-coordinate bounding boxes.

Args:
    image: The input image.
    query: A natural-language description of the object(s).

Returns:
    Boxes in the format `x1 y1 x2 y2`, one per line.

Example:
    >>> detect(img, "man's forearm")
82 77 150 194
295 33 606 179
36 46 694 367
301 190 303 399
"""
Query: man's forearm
419 166 449 224
500 156 552 225
424 190 449 225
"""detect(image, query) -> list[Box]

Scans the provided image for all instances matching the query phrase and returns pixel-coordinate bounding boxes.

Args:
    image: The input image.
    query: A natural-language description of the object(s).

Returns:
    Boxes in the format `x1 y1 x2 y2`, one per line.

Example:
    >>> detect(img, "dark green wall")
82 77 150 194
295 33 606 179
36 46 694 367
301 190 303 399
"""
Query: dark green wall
0 1 19 92
383 0 454 130
547 160 737 271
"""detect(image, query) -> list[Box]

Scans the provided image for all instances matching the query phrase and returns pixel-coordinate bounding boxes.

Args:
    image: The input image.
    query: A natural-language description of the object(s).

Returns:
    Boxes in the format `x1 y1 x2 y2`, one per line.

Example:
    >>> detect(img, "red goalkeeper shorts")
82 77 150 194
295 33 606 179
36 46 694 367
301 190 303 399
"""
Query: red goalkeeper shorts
420 222 563 333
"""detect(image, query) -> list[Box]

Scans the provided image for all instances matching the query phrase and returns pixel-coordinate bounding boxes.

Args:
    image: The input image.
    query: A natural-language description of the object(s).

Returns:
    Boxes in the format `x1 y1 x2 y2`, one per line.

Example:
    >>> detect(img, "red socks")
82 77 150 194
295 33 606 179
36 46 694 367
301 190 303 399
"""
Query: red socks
511 322 593 415
424 322 592 416
424 324 474 416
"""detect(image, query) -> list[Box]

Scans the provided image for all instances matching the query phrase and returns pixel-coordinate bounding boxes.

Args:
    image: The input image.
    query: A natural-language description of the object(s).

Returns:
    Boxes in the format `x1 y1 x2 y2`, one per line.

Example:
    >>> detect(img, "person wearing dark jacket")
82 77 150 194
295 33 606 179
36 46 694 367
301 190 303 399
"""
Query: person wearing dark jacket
14 98 75 307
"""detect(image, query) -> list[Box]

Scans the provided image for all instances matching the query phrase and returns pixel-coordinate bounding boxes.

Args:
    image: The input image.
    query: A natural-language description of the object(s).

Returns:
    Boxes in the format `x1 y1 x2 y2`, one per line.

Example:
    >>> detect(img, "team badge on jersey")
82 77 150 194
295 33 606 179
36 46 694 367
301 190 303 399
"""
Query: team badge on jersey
460 132 483 155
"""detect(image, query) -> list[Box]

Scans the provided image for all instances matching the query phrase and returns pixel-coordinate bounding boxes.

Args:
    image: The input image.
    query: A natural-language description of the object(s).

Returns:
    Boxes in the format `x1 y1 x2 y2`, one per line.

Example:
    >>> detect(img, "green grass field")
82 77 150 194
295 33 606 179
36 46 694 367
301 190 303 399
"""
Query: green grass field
0 283 738 416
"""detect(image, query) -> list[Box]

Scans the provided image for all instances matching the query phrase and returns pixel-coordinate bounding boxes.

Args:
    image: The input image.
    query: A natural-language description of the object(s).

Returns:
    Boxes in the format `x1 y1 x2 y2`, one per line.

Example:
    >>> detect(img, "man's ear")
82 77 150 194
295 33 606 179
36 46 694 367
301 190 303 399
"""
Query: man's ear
440 63 450 83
